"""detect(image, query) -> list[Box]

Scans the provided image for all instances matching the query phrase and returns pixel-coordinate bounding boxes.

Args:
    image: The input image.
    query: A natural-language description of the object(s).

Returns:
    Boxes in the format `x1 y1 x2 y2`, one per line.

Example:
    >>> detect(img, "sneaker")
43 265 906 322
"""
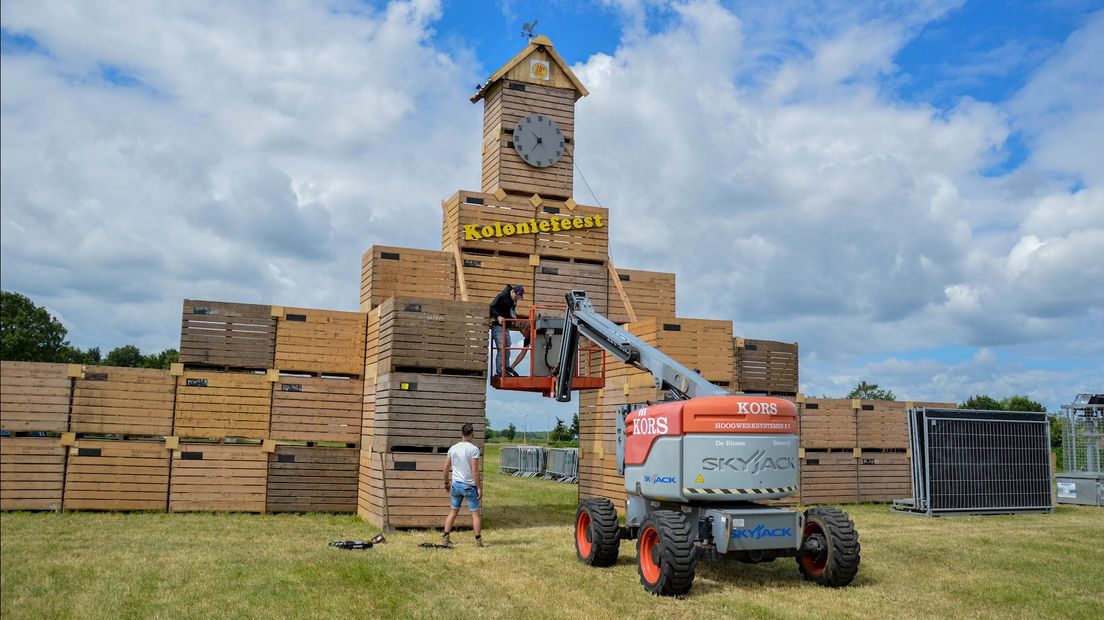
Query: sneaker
505 368 520 377
475 537 484 548
442 532 452 546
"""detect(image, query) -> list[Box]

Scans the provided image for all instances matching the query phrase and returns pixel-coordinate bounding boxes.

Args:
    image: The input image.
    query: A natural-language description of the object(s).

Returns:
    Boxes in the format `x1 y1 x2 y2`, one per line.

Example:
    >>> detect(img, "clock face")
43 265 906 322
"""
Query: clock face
512 114 565 168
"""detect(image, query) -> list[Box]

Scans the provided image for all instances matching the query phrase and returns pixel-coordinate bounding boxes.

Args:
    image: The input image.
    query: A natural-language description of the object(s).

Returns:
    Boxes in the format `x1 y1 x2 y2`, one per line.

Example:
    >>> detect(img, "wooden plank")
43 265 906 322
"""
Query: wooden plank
71 366 175 436
0 361 71 433
270 376 363 443
607 261 637 323
63 439 169 511
361 246 456 312
274 307 366 376
169 444 268 512
377 297 490 375
173 371 272 440
267 446 358 513
0 437 65 511
179 300 275 369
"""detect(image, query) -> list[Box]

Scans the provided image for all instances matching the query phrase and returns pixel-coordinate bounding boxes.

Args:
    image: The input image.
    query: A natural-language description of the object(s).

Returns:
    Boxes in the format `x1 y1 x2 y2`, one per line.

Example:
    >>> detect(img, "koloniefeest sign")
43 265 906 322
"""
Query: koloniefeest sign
462 214 604 241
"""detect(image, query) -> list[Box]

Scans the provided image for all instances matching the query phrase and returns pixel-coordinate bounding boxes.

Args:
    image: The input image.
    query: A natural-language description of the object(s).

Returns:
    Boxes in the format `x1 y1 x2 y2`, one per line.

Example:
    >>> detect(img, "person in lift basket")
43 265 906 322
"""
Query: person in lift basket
489 284 524 377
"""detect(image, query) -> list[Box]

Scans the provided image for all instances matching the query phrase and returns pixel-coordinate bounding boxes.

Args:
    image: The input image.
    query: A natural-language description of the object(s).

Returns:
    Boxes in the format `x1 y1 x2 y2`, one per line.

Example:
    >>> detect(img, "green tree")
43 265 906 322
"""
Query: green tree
0 291 72 362
959 394 1046 412
847 380 896 401
1001 395 1046 412
960 394 1003 410
141 348 178 369
67 345 102 365
550 417 569 443
570 412 579 438
105 345 145 367
504 423 517 441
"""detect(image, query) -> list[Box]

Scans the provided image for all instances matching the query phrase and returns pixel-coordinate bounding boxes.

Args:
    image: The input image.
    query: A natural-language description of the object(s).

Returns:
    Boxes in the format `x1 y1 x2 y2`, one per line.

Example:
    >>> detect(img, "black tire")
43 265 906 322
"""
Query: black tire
797 506 860 587
636 510 697 596
575 499 620 567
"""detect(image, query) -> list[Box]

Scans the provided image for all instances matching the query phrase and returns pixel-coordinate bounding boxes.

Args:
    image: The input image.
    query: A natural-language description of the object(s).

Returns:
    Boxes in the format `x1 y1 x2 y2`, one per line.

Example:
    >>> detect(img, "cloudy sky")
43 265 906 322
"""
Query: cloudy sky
2 0 1101 429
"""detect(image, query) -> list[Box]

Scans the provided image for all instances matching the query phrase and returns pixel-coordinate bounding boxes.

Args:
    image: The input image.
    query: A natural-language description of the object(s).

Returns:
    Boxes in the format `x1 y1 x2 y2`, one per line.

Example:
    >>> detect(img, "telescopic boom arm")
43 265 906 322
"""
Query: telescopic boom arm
554 291 730 402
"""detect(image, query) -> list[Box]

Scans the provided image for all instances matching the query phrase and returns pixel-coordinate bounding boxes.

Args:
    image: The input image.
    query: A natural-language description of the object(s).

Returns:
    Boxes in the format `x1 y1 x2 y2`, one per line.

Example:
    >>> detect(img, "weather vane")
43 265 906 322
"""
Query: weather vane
521 20 538 41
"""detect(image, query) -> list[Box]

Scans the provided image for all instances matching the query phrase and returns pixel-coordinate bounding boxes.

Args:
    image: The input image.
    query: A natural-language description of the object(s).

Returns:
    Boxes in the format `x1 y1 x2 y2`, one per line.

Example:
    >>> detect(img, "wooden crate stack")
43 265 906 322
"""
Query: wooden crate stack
0 361 74 511
358 296 488 531
361 246 456 312
734 338 798 396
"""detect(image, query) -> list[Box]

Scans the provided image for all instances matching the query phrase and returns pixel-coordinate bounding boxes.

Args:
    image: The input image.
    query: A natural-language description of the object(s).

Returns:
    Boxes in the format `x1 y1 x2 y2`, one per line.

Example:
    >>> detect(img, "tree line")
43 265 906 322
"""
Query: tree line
1 291 178 369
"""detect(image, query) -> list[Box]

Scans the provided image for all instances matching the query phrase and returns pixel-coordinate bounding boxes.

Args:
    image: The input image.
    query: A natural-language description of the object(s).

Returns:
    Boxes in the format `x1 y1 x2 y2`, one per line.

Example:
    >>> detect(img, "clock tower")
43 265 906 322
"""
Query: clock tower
472 35 588 200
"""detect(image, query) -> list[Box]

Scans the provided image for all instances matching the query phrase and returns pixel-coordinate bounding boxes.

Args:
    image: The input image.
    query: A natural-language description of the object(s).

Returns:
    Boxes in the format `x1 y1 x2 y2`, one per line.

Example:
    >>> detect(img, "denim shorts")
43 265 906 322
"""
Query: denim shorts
450 481 480 511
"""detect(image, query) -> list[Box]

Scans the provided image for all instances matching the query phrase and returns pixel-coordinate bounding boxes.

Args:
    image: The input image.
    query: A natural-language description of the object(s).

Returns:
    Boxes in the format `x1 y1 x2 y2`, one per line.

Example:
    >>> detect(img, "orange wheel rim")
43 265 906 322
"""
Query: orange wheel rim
639 526 661 584
799 521 827 576
576 511 593 558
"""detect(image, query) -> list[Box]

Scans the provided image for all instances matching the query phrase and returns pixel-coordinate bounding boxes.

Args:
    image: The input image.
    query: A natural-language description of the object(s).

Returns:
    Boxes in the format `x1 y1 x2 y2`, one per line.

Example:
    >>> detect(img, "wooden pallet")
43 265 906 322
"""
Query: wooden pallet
481 80 576 198
267 446 358 513
624 317 735 385
534 203 608 262
371 372 486 452
270 376 362 444
735 338 799 394
358 450 475 531
535 258 607 315
458 251 534 317
799 398 858 449
274 307 367 376
360 246 455 312
857 451 910 503
607 269 676 324
441 190 538 255
63 439 169 511
179 300 275 369
0 437 65 511
173 371 273 440
377 297 489 374
800 450 858 504
0 361 73 433
169 443 267 512
71 366 175 436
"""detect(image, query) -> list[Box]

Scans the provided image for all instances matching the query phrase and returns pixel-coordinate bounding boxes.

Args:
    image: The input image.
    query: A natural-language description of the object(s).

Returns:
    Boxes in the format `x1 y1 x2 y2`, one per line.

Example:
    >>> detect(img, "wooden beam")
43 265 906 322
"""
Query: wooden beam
454 248 469 301
607 260 637 323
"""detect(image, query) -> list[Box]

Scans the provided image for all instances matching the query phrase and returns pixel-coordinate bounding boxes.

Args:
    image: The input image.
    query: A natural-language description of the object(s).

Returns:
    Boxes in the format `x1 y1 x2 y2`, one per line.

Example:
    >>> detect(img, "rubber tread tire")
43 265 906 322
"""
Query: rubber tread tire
797 506 861 587
637 510 698 596
575 499 621 567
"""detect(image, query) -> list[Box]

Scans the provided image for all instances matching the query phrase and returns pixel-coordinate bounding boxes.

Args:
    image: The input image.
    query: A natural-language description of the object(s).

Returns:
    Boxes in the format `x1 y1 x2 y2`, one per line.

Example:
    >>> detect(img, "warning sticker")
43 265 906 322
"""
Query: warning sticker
695 474 704 484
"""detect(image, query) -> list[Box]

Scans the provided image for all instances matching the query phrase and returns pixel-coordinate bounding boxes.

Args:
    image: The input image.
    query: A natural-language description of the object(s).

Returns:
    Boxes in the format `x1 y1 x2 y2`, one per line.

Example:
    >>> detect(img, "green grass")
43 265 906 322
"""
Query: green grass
2 444 1101 619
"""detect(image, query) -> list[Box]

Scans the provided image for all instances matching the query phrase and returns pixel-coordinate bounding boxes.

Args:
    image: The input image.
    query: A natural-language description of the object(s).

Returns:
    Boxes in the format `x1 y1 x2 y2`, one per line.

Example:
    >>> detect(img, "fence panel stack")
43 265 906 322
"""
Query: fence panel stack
358 296 488 531
0 361 73 511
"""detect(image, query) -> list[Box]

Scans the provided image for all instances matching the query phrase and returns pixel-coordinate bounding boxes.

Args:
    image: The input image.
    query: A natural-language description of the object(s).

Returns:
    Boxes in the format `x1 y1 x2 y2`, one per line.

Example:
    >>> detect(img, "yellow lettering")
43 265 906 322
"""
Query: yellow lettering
551 218 562 232
503 223 516 235
560 218 572 230
517 222 531 234
464 224 482 240
539 220 551 232
593 214 603 228
583 216 594 228
572 217 584 229
494 222 503 237
481 225 494 237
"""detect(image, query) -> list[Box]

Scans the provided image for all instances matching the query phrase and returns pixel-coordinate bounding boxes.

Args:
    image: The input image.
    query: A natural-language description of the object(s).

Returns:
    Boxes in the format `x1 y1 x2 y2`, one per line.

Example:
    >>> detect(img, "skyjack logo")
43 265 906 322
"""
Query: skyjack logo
701 450 796 475
732 524 793 540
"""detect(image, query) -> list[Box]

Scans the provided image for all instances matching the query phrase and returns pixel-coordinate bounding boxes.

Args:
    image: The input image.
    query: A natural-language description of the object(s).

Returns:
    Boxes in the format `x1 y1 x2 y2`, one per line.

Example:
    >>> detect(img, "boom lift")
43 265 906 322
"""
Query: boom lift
552 291 860 596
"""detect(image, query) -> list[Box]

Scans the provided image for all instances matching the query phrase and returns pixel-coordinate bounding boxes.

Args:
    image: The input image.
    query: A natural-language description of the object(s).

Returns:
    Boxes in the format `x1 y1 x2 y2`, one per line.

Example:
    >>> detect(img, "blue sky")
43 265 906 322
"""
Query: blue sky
1 1 1101 429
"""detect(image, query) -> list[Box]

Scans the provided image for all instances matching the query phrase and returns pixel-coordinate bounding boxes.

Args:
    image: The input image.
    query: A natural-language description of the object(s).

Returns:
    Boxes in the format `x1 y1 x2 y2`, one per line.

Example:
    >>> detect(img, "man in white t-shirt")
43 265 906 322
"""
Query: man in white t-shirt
441 423 483 547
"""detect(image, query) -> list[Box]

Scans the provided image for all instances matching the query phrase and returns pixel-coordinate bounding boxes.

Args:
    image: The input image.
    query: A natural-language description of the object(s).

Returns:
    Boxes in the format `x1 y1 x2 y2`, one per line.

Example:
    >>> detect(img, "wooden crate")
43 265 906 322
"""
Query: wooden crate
173 371 272 440
0 437 65 511
481 80 576 198
534 203 609 261
267 446 358 513
799 398 857 449
857 451 910 503
371 373 486 452
274 307 366 376
63 439 169 511
377 297 489 374
169 444 267 512
607 268 677 324
735 338 799 395
358 450 475 531
71 366 175 436
180 300 275 369
458 251 534 318
441 190 537 255
360 246 455 312
856 400 907 449
0 361 72 433
626 317 735 386
800 450 858 504
270 376 362 444
534 258 608 315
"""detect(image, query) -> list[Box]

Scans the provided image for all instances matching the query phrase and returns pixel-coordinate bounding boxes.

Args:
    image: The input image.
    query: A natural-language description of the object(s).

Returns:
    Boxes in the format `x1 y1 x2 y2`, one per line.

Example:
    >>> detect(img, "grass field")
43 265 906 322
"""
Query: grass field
2 445 1101 619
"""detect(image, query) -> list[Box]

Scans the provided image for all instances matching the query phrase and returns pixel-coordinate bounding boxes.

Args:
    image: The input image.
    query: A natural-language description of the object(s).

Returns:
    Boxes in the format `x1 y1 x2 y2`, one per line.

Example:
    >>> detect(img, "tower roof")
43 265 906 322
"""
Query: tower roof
471 35 589 103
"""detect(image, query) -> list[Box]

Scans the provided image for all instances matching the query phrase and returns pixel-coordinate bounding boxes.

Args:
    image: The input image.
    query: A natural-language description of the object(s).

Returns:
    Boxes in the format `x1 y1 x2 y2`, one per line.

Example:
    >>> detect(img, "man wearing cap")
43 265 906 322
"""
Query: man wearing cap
489 284 524 377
